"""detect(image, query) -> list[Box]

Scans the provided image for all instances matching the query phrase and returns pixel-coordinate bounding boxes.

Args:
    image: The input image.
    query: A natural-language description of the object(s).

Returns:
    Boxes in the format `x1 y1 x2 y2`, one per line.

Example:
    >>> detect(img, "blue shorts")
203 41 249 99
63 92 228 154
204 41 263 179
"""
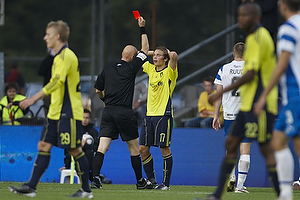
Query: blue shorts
229 110 275 144
224 119 252 143
140 116 173 147
41 117 83 148
274 99 300 137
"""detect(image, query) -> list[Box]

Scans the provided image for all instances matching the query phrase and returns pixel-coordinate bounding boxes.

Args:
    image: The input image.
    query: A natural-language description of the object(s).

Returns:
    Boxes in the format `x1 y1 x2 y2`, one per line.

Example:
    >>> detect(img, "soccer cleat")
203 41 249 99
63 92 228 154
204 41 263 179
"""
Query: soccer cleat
9 184 37 197
235 186 249 193
154 183 170 190
292 180 300 186
100 174 112 184
194 194 220 200
292 180 300 190
91 176 102 189
226 175 236 192
68 189 93 198
136 178 153 189
149 178 158 188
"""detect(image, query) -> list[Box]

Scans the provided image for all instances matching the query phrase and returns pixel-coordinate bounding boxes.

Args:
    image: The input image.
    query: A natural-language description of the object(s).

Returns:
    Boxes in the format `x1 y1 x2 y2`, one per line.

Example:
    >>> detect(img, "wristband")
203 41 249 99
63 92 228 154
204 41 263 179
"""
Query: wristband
140 27 146 35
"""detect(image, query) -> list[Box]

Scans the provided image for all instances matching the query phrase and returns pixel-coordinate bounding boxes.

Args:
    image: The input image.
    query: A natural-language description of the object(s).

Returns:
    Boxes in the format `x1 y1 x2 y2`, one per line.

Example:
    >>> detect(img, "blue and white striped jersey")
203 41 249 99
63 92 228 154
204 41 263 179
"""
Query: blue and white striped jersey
277 14 300 105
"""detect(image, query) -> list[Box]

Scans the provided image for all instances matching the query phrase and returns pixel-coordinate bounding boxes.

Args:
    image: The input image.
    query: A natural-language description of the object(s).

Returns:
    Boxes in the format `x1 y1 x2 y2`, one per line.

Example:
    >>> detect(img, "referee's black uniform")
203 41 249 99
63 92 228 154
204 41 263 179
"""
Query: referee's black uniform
94 51 148 141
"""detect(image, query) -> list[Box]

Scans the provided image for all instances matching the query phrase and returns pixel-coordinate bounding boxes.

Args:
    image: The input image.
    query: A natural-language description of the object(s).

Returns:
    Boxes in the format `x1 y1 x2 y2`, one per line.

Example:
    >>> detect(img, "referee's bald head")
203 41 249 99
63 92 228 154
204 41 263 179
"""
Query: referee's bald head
122 45 138 62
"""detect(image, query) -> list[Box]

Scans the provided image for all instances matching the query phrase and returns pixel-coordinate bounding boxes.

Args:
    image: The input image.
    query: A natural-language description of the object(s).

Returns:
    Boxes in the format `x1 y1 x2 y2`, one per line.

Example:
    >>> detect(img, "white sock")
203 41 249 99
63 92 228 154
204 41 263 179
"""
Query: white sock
237 154 250 190
275 147 294 199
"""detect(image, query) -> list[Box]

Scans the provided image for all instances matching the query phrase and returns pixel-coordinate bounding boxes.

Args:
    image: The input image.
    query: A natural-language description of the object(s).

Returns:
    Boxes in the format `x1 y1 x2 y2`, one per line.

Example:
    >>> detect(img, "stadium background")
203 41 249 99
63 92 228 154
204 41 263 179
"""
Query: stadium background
0 0 245 92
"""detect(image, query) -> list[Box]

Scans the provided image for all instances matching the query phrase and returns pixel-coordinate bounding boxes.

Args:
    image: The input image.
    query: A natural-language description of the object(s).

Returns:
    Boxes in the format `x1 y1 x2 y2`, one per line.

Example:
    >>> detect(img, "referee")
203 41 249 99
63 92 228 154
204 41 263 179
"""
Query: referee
91 16 153 190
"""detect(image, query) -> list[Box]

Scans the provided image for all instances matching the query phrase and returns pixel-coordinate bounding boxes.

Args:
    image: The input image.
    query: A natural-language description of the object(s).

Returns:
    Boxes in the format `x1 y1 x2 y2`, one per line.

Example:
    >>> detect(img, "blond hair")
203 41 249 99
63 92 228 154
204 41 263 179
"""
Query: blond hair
46 20 70 43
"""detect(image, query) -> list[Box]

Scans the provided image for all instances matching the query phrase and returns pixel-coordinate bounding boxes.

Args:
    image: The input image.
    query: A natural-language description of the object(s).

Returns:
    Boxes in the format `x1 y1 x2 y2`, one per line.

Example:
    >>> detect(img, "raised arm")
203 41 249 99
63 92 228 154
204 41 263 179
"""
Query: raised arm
168 51 178 70
138 16 149 55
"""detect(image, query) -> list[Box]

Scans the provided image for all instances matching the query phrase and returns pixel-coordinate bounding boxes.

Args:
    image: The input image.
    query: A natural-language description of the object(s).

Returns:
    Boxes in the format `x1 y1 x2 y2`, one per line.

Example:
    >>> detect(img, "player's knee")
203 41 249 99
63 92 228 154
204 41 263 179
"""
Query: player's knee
225 137 239 156
160 146 171 156
270 131 288 151
37 141 51 152
139 145 149 156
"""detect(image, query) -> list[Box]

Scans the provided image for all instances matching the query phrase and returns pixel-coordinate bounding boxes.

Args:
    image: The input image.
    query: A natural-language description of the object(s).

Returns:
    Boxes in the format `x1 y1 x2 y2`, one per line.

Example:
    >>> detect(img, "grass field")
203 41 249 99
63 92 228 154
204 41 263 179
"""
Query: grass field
1 182 300 200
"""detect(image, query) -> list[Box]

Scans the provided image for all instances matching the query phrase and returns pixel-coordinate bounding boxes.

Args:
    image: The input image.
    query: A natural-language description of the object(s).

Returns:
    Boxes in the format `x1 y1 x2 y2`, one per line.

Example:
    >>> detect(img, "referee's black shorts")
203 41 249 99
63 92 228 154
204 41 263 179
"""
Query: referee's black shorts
99 105 139 141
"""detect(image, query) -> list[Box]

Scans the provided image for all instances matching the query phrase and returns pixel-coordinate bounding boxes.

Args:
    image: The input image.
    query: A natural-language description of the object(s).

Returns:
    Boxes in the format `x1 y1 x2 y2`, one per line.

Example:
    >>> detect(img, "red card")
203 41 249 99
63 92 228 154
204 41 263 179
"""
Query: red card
132 11 140 20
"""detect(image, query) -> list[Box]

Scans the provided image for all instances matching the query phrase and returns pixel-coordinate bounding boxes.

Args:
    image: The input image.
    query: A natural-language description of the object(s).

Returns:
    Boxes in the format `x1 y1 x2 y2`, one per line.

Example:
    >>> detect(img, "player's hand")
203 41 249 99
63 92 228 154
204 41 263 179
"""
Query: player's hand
19 98 35 110
59 166 67 171
212 117 221 131
254 96 266 117
208 92 221 105
133 100 141 110
138 16 146 27
81 139 86 147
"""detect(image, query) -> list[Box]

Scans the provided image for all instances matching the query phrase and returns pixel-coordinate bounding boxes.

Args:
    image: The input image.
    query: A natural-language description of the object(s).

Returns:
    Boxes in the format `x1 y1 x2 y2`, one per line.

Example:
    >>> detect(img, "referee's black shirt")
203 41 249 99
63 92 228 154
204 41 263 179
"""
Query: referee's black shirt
94 51 148 107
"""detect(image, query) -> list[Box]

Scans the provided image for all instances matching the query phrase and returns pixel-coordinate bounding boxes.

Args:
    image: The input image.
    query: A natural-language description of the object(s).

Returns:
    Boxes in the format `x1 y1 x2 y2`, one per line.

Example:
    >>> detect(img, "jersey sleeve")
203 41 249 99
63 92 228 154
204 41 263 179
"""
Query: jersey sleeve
277 23 297 54
130 51 148 73
214 67 223 85
244 38 261 73
167 63 178 81
42 52 71 95
94 69 105 91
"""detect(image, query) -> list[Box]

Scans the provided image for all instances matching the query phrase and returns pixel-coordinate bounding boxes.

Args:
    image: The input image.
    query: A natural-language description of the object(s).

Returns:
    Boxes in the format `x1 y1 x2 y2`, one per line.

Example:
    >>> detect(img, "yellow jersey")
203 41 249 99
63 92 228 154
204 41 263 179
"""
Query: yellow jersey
43 46 83 120
143 61 178 116
240 26 277 115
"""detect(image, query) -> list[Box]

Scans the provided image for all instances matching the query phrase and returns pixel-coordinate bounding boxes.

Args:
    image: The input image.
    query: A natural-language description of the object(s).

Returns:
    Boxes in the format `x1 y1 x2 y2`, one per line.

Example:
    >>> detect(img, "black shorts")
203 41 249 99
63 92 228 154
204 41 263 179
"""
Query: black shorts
41 117 83 148
229 110 275 144
140 116 173 147
100 105 139 141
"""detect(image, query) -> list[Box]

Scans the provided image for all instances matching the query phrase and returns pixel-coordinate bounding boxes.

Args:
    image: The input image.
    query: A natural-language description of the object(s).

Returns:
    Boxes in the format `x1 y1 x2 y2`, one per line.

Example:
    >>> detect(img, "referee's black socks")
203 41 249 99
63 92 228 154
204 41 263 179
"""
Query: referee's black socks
93 152 104 178
131 155 143 182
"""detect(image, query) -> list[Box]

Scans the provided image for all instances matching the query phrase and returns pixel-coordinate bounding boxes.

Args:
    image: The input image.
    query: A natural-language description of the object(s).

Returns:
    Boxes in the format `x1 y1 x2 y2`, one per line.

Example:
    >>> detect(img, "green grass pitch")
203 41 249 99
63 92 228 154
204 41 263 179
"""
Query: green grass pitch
1 182 300 200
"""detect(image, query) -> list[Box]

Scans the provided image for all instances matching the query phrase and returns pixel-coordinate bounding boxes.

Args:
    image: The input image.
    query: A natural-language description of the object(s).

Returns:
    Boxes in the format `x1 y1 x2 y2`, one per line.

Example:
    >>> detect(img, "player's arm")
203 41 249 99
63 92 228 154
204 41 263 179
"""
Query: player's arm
138 16 149 55
168 51 178 71
254 51 291 116
209 70 254 104
147 51 154 56
213 84 223 131
19 90 46 110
